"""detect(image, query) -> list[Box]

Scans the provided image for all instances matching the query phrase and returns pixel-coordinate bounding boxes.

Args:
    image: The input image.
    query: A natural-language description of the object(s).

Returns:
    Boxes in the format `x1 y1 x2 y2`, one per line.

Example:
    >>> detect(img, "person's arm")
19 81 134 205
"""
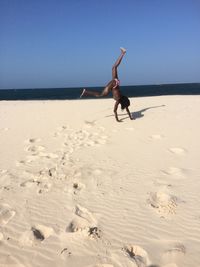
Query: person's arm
114 100 121 122
126 107 134 120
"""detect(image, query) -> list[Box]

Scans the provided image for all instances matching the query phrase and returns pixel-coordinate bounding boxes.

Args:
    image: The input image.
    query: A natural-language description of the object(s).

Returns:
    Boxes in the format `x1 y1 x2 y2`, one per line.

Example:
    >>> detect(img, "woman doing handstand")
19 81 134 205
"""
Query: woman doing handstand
80 47 133 122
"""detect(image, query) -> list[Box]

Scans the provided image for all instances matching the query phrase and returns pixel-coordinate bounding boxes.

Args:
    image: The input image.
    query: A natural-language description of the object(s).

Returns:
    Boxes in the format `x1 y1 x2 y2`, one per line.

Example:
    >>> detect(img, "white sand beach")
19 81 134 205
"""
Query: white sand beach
0 96 200 267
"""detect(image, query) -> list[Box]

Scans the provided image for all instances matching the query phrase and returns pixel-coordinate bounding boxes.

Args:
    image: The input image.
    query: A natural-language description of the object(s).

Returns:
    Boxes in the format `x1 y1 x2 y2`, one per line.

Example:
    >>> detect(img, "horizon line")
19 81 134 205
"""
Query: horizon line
1 81 200 90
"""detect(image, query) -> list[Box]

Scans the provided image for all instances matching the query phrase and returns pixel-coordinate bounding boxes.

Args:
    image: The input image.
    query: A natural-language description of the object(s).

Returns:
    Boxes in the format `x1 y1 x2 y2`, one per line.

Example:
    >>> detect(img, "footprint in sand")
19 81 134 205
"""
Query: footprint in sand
16 156 37 166
56 124 108 152
124 245 151 267
84 120 96 128
63 180 85 195
63 143 74 153
148 191 178 217
25 138 41 144
19 224 54 246
0 204 16 226
38 152 59 159
168 147 186 155
81 131 107 147
20 179 41 188
53 125 69 137
20 178 51 194
96 136 108 145
162 167 187 179
44 167 67 181
68 205 98 236
32 224 54 240
73 182 85 194
25 145 45 154
150 134 164 140
57 126 68 131
161 243 186 266
37 183 52 194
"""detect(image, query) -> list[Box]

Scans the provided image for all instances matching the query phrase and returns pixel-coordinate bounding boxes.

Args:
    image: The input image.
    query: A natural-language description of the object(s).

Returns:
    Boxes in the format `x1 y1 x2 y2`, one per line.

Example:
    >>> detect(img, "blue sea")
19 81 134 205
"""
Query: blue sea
0 83 200 100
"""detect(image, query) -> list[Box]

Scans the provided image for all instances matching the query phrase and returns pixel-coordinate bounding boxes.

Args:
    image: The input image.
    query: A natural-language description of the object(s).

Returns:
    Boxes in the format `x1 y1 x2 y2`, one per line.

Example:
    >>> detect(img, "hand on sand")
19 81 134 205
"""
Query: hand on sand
120 47 126 54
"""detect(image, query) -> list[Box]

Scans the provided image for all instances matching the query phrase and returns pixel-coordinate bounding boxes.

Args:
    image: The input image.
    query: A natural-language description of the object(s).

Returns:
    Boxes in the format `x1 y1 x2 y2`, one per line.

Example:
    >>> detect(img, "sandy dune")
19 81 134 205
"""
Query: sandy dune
0 96 200 267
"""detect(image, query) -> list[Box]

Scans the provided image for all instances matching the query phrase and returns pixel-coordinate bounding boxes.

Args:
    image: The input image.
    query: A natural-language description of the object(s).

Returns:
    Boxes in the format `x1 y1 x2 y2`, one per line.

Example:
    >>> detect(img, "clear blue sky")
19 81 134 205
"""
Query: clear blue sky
0 0 200 89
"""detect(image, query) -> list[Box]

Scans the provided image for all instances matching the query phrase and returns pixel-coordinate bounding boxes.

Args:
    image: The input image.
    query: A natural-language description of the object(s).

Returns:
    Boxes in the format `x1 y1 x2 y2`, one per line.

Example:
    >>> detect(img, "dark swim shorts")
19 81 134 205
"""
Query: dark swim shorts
119 95 130 110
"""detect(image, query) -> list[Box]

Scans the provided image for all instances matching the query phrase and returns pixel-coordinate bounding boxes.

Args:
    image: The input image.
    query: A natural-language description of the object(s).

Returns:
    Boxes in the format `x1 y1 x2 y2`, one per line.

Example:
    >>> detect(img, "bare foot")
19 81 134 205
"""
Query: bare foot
80 89 86 98
120 47 126 54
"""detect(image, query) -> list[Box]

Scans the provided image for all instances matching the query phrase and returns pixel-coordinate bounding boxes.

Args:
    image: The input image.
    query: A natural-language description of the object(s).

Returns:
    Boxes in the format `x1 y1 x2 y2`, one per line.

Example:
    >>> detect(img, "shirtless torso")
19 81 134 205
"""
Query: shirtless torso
112 83 121 101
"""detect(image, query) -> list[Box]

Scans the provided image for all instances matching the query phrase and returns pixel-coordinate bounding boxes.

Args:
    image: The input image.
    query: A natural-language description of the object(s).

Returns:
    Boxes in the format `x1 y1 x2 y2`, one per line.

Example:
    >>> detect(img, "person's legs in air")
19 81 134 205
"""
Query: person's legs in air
80 47 126 98
112 47 126 80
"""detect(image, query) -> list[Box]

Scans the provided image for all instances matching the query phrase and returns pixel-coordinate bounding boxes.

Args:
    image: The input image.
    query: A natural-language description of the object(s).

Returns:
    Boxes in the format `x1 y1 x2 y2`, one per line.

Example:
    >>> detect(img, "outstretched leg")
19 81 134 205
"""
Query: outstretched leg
80 80 114 98
112 47 126 79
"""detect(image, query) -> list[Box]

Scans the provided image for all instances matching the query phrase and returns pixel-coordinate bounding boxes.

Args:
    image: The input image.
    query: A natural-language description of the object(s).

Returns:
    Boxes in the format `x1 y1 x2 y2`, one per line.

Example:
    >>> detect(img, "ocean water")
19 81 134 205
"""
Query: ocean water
0 83 200 101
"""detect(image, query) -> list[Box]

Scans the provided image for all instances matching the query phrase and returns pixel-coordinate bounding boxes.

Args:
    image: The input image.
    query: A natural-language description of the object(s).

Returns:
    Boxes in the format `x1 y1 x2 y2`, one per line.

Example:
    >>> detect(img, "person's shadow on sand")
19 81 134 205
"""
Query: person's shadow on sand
131 105 165 120
105 105 165 121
